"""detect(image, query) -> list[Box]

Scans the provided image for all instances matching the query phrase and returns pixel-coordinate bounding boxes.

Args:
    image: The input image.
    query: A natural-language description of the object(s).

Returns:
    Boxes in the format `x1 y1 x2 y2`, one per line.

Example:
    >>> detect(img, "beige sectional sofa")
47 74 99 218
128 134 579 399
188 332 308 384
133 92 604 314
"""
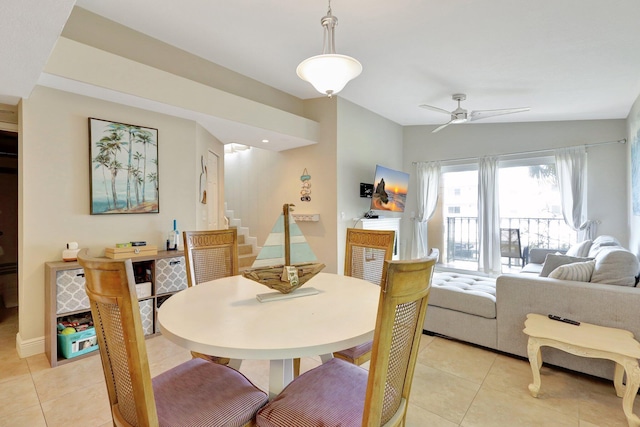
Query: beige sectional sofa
424 235 640 380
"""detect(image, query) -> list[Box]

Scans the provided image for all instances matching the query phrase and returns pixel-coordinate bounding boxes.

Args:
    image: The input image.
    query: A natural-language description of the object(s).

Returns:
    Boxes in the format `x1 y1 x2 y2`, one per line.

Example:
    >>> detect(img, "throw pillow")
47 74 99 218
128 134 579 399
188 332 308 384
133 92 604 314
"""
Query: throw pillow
590 248 640 286
588 236 622 258
592 235 621 246
540 254 592 277
549 260 595 282
565 240 592 258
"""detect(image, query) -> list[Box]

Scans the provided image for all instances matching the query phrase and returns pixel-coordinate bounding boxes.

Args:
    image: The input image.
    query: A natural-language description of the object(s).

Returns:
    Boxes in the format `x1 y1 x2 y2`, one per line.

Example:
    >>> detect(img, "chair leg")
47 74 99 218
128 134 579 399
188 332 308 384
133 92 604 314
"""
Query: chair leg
293 358 301 378
191 351 230 365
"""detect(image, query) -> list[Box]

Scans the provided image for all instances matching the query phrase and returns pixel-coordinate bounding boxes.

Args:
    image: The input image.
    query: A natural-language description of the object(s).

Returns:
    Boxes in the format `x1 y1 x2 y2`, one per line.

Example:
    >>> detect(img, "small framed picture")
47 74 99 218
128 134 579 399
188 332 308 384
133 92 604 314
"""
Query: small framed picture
89 118 159 214
72 335 97 353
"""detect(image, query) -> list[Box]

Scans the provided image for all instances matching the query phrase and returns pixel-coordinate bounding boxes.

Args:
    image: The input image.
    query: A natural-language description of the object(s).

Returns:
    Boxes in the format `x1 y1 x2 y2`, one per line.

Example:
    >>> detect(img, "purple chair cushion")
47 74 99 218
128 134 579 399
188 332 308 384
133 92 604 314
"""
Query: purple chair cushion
256 358 367 427
153 358 268 426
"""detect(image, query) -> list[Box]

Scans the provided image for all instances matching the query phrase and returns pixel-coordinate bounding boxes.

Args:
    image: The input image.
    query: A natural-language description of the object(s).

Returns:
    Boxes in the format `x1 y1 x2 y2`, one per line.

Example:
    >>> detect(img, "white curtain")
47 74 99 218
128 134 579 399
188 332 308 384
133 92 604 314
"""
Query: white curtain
555 147 597 240
411 161 440 259
478 157 501 275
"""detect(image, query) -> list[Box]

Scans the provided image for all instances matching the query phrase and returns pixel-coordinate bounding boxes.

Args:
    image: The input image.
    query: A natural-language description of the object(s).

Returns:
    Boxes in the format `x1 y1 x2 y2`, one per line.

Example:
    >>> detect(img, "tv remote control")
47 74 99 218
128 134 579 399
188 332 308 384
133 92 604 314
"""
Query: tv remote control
548 314 580 326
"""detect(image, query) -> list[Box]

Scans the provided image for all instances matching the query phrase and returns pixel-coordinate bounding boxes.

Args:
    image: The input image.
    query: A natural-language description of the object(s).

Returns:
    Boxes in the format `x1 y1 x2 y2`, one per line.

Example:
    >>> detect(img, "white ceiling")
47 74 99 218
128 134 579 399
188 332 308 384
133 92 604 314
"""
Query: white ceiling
4 1 640 134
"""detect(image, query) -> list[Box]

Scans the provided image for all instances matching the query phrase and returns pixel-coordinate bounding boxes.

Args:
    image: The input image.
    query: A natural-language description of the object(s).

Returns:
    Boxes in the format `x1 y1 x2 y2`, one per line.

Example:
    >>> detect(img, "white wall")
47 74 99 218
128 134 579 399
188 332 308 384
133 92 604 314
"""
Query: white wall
224 97 404 274
336 98 404 271
195 123 225 230
225 98 339 272
403 119 628 251
18 86 223 352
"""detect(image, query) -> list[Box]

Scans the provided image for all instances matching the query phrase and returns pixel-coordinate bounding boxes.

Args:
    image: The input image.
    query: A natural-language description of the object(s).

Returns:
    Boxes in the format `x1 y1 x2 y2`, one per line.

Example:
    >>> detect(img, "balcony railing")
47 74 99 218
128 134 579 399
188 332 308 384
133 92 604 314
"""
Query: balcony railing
445 216 577 264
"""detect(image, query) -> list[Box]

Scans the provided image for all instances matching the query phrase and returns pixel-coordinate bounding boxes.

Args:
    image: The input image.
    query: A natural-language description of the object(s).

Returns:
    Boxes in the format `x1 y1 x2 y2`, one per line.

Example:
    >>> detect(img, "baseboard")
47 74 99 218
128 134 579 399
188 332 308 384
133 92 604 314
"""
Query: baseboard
16 333 45 358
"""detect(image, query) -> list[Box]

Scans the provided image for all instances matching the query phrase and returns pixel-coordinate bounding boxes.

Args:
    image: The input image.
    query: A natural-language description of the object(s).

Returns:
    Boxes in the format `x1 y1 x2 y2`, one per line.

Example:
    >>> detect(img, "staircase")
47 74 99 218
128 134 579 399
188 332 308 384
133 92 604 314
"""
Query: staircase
225 204 259 270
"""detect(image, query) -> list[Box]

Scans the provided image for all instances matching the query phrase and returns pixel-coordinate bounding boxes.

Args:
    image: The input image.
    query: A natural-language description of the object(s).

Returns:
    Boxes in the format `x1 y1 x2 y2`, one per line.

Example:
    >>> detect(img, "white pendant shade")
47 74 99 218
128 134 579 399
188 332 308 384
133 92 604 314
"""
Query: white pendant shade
297 2 361 97
297 54 362 97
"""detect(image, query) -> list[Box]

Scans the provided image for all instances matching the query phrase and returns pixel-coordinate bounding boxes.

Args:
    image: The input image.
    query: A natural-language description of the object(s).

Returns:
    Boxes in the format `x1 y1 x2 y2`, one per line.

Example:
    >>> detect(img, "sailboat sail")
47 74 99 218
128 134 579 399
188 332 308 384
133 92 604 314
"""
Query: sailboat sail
243 203 325 295
251 212 318 268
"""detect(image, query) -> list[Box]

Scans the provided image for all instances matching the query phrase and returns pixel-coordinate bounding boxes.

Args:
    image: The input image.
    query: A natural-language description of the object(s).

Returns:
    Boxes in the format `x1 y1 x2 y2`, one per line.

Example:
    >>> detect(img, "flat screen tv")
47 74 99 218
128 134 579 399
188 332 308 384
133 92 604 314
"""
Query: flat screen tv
370 164 410 212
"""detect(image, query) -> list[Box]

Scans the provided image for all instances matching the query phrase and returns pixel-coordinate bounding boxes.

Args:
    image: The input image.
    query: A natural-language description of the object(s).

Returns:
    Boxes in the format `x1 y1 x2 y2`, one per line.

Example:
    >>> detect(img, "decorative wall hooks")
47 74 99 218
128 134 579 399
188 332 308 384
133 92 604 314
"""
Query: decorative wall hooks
300 168 311 202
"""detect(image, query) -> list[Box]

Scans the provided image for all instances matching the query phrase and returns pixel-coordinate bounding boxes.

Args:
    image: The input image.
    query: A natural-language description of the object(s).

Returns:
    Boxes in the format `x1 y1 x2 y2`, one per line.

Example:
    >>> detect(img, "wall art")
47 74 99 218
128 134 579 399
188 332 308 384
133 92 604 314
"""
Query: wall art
89 118 159 214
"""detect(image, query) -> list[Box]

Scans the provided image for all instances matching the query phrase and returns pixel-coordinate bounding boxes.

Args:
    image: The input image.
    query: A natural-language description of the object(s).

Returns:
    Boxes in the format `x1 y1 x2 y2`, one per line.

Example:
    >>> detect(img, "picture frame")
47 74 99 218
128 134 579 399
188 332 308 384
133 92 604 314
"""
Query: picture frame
89 118 159 214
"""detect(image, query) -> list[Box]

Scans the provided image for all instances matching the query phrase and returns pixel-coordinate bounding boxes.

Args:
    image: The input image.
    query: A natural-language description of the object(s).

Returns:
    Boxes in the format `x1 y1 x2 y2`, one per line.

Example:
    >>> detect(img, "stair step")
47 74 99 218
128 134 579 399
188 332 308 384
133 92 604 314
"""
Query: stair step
238 243 253 255
239 254 257 269
237 234 245 245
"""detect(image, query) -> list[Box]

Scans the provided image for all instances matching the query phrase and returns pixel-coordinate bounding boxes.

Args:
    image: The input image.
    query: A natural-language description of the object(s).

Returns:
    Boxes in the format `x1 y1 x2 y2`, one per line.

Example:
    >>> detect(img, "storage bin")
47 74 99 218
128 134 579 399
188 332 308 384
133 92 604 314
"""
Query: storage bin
139 299 154 335
135 282 152 299
56 268 89 314
58 327 98 359
155 256 187 294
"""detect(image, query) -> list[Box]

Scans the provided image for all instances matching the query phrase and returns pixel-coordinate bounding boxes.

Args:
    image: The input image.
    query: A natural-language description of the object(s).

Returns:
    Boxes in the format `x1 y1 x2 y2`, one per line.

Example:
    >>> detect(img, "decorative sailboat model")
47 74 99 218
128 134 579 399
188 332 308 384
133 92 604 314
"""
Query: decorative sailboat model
242 204 325 298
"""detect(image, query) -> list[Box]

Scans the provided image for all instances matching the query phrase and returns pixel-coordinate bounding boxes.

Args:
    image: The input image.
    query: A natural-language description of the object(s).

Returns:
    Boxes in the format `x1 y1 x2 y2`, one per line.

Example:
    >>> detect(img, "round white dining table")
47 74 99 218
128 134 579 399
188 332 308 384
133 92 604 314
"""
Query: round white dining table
157 272 380 397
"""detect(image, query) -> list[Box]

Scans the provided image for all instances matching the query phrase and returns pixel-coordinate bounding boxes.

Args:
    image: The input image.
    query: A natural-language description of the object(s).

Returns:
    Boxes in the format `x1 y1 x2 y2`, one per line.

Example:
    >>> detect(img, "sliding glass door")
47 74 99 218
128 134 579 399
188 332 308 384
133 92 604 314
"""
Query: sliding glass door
440 156 577 272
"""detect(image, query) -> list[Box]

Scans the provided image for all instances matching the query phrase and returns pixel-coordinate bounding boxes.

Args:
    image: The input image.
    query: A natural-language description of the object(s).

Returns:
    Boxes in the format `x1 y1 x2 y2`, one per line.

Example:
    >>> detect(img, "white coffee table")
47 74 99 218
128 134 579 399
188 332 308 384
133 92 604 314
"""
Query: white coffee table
157 272 380 398
524 313 640 427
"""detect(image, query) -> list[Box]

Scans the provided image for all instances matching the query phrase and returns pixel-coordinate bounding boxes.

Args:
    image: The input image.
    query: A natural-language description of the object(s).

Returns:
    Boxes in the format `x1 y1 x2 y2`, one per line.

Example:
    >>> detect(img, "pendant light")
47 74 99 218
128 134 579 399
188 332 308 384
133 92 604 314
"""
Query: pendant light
296 1 362 97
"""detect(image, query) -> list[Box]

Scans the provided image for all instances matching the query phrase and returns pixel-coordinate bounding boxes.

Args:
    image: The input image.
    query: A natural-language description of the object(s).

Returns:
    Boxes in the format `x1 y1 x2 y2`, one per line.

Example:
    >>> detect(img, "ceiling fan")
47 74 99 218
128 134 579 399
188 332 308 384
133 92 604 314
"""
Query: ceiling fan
419 93 530 133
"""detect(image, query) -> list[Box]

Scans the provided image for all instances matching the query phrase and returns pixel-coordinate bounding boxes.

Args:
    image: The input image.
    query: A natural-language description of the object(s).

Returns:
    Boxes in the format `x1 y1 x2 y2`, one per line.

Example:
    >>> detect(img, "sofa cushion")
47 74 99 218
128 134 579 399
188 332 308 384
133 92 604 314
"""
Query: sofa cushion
540 254 591 277
430 273 496 319
548 260 595 281
590 248 640 286
520 263 543 275
565 240 592 258
588 235 622 258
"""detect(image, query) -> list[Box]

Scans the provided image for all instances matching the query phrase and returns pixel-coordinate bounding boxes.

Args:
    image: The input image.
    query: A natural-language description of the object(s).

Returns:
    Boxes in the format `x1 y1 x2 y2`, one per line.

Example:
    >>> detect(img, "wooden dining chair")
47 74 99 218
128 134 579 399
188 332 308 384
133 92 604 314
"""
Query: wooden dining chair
293 228 395 376
255 256 436 427
183 228 238 363
77 249 267 427
334 228 395 366
183 228 239 286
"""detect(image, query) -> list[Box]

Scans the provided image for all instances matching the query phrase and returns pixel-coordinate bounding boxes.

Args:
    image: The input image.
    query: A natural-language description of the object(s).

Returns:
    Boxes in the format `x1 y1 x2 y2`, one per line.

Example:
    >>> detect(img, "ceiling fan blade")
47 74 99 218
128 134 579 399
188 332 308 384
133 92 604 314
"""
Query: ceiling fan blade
419 104 452 116
469 107 530 122
432 121 453 133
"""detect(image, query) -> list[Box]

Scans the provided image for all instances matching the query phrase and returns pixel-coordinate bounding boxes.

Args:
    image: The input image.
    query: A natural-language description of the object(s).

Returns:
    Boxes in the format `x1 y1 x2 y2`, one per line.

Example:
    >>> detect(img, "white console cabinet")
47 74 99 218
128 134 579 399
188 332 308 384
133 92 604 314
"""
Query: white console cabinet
359 218 400 260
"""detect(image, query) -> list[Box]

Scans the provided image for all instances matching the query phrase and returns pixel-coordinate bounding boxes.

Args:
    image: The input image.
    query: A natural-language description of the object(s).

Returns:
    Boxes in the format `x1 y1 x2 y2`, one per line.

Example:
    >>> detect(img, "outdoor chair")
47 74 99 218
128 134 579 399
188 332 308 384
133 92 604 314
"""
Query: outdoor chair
500 228 525 267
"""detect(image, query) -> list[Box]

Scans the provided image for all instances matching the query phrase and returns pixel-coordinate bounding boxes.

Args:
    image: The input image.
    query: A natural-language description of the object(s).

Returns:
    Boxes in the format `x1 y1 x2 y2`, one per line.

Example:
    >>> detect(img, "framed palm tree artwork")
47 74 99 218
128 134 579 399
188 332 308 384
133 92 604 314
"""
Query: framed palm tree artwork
89 118 159 214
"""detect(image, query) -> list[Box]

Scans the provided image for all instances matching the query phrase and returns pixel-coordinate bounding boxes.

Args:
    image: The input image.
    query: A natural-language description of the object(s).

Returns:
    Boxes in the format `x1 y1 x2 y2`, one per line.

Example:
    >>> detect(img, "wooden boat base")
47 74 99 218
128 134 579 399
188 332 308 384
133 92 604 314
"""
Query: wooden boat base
242 262 326 294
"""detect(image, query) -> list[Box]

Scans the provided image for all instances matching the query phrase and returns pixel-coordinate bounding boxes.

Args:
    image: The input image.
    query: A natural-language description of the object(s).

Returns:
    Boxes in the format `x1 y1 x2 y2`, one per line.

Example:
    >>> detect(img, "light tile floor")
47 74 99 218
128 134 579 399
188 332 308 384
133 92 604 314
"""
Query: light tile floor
1 305 638 426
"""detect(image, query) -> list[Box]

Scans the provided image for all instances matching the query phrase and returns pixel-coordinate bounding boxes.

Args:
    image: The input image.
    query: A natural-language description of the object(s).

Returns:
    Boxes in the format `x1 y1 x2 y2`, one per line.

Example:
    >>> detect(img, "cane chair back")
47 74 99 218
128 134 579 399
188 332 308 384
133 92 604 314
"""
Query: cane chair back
77 249 156 426
344 228 395 285
183 229 239 287
183 229 239 364
255 256 436 427
77 249 267 427
332 228 395 367
363 257 436 426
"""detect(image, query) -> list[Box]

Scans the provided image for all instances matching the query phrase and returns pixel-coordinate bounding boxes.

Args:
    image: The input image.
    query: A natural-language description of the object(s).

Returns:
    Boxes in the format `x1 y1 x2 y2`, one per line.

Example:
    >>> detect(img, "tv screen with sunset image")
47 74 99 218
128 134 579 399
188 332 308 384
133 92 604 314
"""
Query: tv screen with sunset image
370 165 410 212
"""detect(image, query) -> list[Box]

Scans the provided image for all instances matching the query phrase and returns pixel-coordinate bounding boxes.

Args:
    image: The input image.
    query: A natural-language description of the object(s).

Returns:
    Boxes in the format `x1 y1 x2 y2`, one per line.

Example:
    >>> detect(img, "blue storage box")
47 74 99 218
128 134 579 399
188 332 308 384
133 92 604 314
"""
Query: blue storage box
58 327 98 359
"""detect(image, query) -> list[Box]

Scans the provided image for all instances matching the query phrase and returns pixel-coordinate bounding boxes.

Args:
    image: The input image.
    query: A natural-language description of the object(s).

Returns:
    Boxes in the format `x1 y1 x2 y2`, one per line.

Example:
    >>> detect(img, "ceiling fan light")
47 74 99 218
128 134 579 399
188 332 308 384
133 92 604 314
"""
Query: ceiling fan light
296 54 362 97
